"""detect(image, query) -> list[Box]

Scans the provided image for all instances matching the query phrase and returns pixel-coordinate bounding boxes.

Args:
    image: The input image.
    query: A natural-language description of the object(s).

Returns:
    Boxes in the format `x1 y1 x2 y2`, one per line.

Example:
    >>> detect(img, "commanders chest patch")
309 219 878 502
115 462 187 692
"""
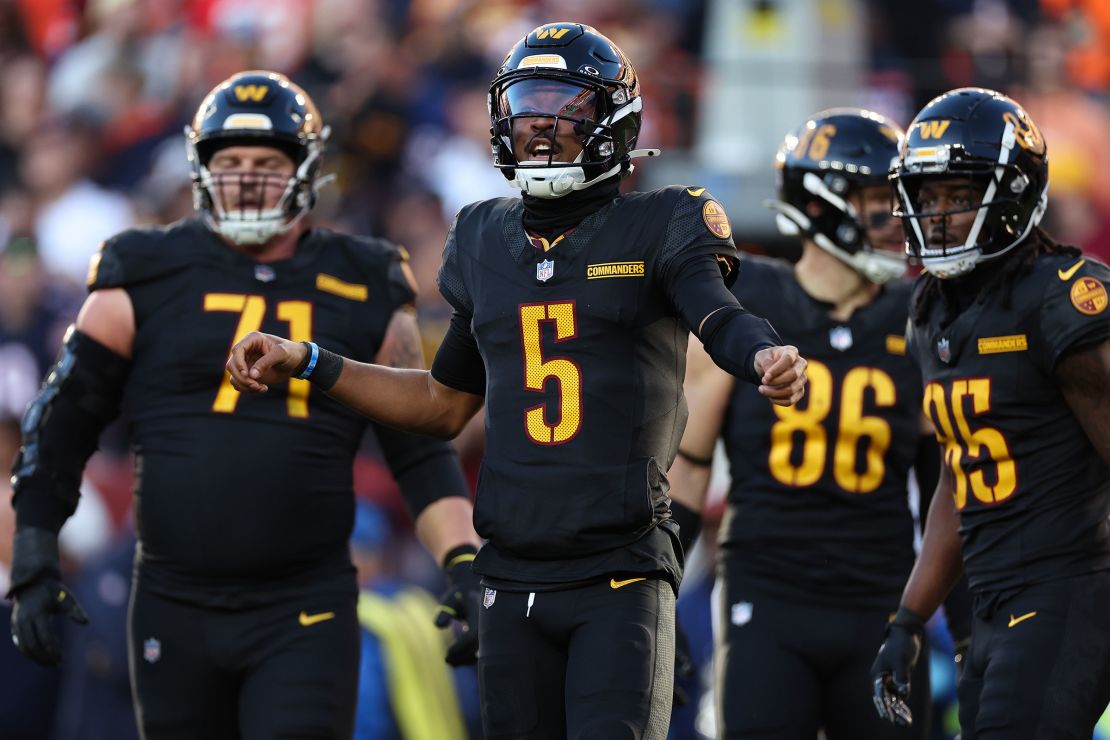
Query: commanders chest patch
977 334 1028 355
316 273 368 302
1070 276 1107 316
586 261 645 279
885 334 906 356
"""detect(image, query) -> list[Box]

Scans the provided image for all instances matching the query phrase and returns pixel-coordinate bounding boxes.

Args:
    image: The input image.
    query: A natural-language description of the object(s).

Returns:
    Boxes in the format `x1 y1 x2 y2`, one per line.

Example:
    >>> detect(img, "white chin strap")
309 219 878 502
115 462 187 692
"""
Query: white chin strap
768 200 907 284
511 148 660 199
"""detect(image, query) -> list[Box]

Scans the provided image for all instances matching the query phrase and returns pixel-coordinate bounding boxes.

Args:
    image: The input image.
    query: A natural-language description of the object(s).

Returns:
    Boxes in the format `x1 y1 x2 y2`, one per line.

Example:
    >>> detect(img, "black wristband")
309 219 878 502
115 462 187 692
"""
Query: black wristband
442 543 479 571
675 447 713 468
891 606 927 634
309 346 344 391
669 500 702 556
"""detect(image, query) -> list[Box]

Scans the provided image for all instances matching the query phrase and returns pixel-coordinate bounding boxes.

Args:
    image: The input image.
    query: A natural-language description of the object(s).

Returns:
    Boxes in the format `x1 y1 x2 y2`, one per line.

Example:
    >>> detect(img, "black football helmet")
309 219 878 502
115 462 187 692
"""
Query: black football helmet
769 108 907 283
892 87 1048 278
489 22 658 198
185 70 330 245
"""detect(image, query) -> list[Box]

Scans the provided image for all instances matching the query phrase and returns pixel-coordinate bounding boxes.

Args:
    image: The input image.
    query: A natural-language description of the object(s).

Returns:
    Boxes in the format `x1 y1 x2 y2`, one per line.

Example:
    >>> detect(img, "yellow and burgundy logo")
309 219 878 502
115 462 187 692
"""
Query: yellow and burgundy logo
916 120 951 141
535 26 571 40
233 84 269 103
1070 277 1108 316
702 200 732 239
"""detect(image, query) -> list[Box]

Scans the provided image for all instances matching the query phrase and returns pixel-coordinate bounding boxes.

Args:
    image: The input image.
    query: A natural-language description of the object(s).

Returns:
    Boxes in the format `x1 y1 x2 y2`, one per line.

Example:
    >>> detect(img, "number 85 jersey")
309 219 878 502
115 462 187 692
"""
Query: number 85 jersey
908 253 1110 597
437 187 740 587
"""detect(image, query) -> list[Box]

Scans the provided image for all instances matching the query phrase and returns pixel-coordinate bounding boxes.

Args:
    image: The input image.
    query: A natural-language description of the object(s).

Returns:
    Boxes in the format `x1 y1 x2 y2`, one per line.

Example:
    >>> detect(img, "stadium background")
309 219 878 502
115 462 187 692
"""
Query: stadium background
0 0 1108 737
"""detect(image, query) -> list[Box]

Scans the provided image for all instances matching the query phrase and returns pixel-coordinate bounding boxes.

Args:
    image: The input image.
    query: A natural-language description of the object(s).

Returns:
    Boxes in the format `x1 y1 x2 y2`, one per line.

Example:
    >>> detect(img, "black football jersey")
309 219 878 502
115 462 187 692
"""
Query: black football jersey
436 186 739 587
720 256 924 608
88 218 415 605
909 253 1110 597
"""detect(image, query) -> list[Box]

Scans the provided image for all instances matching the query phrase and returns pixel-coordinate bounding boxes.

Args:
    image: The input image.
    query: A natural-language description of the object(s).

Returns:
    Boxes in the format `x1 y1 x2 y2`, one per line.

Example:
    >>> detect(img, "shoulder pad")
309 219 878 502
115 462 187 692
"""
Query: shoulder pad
318 230 417 310
658 185 738 280
86 220 198 292
1037 253 1110 367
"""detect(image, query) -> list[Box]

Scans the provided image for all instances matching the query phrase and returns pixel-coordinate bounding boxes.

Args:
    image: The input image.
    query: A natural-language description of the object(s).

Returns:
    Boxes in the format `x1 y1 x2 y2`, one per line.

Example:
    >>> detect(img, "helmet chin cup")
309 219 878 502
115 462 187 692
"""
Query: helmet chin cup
921 250 981 279
512 163 587 198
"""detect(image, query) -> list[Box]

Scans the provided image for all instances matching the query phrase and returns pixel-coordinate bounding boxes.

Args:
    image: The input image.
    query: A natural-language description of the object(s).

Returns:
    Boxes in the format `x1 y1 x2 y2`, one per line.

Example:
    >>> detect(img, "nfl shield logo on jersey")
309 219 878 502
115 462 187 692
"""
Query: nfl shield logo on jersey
829 326 853 351
143 637 161 664
536 259 554 282
483 588 497 609
937 337 952 363
254 265 276 283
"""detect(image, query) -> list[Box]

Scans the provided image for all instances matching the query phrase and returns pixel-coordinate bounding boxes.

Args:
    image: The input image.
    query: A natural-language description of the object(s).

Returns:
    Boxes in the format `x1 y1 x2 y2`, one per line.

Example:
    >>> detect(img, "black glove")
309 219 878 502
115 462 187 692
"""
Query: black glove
870 606 925 727
8 527 88 666
672 618 695 707
433 544 482 666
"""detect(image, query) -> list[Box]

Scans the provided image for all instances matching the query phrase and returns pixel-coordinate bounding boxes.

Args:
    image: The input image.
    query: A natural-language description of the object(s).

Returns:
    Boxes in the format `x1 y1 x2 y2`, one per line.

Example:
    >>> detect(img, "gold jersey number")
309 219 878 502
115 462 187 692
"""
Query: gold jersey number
768 360 896 494
204 293 313 418
924 379 1016 509
519 301 581 445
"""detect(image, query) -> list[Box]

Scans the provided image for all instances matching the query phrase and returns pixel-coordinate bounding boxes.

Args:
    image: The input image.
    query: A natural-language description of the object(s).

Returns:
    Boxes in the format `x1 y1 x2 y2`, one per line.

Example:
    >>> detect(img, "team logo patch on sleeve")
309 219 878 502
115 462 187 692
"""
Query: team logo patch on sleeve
702 200 732 239
1070 276 1107 315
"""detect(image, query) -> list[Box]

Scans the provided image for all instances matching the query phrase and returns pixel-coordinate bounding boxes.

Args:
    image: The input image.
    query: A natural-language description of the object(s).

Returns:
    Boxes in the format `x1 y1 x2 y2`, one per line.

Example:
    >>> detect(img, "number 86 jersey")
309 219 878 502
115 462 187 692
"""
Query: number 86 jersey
720 256 924 609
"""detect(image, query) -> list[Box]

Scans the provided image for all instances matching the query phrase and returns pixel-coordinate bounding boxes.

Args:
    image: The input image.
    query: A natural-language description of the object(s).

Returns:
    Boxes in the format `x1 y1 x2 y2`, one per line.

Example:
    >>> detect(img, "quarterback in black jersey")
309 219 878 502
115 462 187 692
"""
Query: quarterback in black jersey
669 109 957 739
871 88 1110 738
7 71 484 739
227 24 806 740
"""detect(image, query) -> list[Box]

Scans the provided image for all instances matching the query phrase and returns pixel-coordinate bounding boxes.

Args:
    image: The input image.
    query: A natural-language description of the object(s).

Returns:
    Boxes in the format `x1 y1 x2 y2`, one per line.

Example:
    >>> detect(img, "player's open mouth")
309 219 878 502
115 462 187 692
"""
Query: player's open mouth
526 138 558 160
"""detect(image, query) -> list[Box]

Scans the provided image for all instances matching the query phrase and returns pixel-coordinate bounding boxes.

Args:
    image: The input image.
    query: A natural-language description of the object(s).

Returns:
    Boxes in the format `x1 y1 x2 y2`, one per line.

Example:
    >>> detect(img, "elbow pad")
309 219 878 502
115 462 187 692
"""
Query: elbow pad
13 328 130 533
373 423 470 521
699 305 780 386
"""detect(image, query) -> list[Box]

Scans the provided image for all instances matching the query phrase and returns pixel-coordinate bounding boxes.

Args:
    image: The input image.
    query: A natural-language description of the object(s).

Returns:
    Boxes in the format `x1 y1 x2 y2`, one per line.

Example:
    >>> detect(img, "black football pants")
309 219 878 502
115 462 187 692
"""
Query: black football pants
958 571 1110 739
716 577 929 740
477 577 675 740
128 585 359 740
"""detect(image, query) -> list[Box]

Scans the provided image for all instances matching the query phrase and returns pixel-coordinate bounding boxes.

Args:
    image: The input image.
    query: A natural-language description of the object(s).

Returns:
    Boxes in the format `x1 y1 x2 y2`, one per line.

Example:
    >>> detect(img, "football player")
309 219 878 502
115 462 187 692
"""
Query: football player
668 109 959 738
226 24 807 740
7 70 484 739
871 87 1110 738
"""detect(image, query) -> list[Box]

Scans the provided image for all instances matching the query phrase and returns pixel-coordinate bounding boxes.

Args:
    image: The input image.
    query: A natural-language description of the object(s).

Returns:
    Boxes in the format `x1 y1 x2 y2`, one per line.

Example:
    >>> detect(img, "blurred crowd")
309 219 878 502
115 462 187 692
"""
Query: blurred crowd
0 0 1109 738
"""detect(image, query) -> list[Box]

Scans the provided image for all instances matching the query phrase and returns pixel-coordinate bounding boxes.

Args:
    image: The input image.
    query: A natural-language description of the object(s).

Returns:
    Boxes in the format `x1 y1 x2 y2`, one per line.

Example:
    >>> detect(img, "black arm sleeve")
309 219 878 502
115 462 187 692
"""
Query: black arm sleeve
371 422 471 522
13 328 130 533
430 310 486 396
666 253 781 385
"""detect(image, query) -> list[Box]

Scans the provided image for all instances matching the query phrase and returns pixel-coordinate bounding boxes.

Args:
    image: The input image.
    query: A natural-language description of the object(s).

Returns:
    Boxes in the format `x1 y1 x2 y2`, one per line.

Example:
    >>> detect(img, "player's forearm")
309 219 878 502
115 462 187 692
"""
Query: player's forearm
900 473 964 618
414 497 482 565
667 457 712 513
324 361 476 438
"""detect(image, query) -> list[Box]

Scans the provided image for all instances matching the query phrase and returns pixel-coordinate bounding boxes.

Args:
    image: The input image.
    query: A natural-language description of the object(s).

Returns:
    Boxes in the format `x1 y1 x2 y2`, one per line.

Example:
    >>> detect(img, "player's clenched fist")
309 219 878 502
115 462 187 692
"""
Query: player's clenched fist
753 345 807 406
226 332 307 393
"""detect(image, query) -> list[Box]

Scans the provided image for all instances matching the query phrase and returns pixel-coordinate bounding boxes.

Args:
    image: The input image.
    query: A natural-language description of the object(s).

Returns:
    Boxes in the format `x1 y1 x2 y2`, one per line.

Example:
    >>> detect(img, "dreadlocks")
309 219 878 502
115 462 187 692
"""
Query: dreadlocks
911 227 1082 327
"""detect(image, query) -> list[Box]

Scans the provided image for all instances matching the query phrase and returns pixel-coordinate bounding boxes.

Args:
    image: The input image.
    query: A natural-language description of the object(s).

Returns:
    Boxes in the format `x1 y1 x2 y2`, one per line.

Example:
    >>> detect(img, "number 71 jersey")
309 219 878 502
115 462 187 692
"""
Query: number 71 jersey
438 187 739 586
86 217 414 594
908 253 1110 597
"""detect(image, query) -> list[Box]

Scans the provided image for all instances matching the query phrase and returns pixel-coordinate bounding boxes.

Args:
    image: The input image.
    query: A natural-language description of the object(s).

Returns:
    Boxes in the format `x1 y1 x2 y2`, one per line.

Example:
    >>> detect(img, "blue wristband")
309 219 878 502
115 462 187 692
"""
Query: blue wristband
295 341 320 379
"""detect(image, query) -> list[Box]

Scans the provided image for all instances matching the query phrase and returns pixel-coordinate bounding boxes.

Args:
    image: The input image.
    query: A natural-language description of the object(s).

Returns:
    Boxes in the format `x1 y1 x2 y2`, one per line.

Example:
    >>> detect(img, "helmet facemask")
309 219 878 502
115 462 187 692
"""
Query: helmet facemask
187 130 329 245
894 120 1048 279
490 72 651 198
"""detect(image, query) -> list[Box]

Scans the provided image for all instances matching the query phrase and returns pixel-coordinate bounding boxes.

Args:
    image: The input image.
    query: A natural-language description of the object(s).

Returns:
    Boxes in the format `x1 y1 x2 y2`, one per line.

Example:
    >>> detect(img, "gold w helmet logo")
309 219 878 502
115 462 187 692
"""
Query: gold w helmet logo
916 120 951 140
536 27 570 40
233 84 269 102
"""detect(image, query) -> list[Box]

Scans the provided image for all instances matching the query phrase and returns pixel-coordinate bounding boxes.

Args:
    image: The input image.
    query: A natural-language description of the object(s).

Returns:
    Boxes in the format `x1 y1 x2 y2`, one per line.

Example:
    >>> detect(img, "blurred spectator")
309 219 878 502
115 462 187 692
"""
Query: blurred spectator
21 118 135 286
0 237 82 374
